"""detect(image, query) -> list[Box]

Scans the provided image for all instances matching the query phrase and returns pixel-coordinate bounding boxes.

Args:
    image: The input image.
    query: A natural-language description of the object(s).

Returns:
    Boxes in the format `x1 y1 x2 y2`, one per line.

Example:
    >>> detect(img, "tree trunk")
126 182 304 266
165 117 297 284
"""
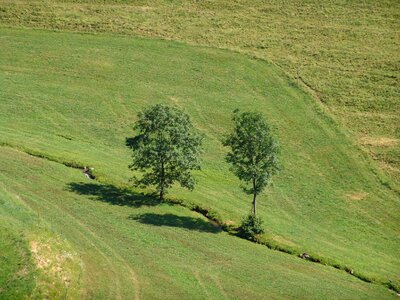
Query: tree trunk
252 193 257 216
252 177 257 216
159 161 165 200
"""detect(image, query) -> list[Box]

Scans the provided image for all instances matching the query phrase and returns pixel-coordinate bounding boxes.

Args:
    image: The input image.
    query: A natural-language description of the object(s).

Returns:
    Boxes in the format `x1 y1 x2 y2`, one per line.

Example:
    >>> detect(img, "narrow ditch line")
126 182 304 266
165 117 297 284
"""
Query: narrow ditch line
1 144 398 295
297 76 322 101
171 200 400 295
0 142 86 170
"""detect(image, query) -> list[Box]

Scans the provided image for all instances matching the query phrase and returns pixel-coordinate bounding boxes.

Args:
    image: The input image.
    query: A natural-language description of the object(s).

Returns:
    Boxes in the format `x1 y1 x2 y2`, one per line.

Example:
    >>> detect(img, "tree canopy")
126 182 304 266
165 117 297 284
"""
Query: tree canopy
126 104 203 200
223 109 279 215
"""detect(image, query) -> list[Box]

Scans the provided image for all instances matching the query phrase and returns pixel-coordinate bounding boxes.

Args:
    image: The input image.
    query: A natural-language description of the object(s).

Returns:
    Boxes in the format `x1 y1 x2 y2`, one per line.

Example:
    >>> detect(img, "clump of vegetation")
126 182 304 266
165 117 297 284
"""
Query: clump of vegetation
126 104 203 200
238 214 265 241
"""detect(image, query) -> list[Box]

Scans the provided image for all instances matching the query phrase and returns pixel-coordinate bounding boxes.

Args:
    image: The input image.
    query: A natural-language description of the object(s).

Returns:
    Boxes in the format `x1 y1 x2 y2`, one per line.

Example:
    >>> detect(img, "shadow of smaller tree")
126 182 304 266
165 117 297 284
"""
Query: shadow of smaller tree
67 182 162 208
129 213 221 233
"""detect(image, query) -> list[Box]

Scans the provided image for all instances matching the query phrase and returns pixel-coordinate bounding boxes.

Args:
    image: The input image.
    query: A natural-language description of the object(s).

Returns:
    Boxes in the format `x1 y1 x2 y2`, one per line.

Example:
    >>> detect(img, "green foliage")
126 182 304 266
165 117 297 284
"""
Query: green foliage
238 214 265 241
127 104 202 199
223 110 279 214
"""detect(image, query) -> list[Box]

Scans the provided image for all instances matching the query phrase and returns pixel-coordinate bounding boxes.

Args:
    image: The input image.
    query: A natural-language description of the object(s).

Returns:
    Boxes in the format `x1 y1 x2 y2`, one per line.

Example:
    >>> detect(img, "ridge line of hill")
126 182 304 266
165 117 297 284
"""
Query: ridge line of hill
1 142 398 296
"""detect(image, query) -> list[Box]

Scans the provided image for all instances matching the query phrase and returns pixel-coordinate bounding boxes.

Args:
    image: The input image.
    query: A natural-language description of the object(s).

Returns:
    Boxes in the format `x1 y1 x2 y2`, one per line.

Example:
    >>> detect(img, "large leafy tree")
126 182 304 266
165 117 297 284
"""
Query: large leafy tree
223 109 279 216
126 104 203 200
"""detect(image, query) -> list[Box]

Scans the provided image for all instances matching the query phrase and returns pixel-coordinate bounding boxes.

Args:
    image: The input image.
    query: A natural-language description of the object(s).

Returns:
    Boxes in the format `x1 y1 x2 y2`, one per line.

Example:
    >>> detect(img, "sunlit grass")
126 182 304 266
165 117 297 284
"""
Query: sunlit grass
0 27 399 294
0 146 395 298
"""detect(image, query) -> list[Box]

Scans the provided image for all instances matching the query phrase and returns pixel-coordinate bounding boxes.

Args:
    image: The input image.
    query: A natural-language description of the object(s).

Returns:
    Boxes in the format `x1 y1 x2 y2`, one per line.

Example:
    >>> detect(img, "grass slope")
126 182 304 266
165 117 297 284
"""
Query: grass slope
0 226 35 299
0 146 396 299
0 179 82 299
0 0 398 184
0 27 399 291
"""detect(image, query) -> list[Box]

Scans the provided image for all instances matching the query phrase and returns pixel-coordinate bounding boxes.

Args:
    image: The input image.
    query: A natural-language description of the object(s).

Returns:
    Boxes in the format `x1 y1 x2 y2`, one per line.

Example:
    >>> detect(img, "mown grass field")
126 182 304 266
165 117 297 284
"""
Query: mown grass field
0 0 398 185
0 26 399 298
0 146 396 299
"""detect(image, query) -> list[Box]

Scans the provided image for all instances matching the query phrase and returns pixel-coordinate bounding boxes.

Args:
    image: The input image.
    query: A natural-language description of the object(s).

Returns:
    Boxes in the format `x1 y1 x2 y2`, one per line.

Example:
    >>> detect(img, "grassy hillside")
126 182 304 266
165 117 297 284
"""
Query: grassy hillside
0 26 399 296
0 146 396 298
0 0 398 185
0 171 82 299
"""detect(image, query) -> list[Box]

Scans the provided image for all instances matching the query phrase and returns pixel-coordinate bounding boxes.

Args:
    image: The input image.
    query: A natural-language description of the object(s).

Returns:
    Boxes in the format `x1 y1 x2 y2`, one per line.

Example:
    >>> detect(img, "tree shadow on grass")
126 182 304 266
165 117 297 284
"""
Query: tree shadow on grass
129 213 221 233
67 182 162 208
67 182 221 233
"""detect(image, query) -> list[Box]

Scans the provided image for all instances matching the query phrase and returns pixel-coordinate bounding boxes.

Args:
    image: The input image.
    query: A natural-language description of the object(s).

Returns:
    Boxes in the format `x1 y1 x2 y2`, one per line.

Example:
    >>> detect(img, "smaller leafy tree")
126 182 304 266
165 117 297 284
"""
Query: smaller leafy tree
126 104 202 200
223 109 279 216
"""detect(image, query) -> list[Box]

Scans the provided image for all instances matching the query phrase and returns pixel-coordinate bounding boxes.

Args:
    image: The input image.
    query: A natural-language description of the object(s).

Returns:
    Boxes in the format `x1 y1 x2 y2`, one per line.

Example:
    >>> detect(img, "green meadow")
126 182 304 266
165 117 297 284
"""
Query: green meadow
0 146 395 299
0 0 398 184
0 27 399 298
